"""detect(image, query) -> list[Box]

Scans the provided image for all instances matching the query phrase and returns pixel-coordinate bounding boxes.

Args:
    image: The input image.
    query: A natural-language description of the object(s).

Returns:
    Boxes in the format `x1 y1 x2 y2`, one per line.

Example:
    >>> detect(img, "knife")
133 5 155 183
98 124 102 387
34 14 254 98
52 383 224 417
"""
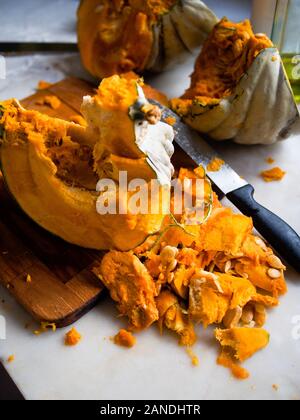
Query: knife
0 362 24 400
151 100 300 273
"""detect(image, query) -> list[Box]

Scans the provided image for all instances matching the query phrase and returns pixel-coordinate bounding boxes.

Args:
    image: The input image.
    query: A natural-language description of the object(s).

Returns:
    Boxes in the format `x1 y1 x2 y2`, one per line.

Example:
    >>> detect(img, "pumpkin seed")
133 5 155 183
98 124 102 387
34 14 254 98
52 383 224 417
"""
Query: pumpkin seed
267 268 281 279
167 272 175 283
255 33 267 39
255 237 268 251
168 259 178 273
223 306 242 329
224 260 232 273
266 255 286 270
244 321 256 328
160 245 178 263
241 305 254 325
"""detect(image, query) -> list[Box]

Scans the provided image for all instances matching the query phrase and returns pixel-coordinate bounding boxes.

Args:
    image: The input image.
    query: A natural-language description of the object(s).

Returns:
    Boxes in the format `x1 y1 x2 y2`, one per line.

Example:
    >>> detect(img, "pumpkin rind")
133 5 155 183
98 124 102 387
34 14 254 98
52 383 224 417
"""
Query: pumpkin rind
215 327 270 362
82 77 175 185
77 0 218 78
171 18 300 145
0 76 175 251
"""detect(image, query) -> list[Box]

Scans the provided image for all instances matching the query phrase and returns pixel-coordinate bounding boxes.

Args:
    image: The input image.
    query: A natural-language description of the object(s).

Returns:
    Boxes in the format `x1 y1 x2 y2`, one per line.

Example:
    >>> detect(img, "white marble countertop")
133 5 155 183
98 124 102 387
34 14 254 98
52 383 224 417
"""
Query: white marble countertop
0 0 300 401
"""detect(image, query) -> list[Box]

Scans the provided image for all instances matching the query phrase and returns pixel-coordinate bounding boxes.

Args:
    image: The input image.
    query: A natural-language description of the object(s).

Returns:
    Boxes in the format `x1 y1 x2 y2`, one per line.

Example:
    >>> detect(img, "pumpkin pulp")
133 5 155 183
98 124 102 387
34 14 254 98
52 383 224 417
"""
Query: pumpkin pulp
171 18 273 113
1 102 98 191
78 0 177 77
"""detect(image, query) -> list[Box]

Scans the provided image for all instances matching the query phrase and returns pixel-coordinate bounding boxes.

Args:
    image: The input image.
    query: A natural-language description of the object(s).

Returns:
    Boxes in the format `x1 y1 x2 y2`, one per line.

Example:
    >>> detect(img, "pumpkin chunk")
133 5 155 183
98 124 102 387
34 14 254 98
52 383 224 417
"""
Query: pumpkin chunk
96 251 159 331
82 74 174 185
7 355 15 363
189 277 229 326
260 167 286 182
217 350 249 380
189 272 256 327
206 157 225 172
114 329 136 348
215 327 270 362
156 290 196 346
198 208 253 254
65 328 82 346
234 262 287 297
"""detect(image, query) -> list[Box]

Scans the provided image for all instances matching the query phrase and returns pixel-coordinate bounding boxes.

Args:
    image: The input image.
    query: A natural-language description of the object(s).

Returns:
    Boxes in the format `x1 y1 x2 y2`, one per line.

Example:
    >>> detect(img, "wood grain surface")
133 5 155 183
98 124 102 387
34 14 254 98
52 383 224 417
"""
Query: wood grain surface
0 78 104 328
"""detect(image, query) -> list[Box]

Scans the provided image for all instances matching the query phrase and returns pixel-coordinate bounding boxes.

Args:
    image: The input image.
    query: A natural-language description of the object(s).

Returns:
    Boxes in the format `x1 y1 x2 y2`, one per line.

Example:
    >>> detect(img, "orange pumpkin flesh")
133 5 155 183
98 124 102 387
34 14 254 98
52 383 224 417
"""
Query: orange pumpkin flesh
171 18 273 113
77 0 177 78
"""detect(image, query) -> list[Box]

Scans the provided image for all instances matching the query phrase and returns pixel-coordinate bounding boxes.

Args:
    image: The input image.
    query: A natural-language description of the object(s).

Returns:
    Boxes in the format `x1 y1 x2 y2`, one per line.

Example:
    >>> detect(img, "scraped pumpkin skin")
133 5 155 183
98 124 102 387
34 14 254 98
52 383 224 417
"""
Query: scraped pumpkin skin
0 76 175 251
96 251 159 331
83 75 175 185
189 273 256 327
156 290 196 346
77 0 218 78
171 18 300 144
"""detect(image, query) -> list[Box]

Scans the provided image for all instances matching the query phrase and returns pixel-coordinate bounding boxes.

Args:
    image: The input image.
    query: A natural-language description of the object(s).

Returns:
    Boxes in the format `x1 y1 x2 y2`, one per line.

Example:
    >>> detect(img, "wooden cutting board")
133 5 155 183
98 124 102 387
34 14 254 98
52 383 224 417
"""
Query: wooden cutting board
0 78 105 328
0 77 195 328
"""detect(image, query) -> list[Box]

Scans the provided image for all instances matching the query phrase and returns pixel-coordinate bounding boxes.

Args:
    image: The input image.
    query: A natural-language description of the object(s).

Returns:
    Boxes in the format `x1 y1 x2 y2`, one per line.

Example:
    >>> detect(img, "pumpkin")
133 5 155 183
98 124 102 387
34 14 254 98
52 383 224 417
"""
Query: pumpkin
90 164 287 377
171 18 300 145
95 251 159 331
83 75 175 185
197 207 253 255
215 327 270 362
189 272 256 327
77 0 218 78
0 75 175 251
156 289 196 346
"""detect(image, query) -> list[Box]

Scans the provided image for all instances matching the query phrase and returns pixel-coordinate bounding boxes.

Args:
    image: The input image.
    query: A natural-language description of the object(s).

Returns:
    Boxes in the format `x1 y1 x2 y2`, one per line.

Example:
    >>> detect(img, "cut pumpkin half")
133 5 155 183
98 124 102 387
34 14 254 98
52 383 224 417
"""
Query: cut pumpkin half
0 75 175 250
171 18 300 144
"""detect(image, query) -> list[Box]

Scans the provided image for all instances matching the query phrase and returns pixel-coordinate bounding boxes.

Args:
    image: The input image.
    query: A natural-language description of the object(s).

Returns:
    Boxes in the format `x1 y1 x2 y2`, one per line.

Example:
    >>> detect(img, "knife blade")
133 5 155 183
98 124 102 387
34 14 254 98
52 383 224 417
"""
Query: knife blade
151 100 300 272
0 362 24 400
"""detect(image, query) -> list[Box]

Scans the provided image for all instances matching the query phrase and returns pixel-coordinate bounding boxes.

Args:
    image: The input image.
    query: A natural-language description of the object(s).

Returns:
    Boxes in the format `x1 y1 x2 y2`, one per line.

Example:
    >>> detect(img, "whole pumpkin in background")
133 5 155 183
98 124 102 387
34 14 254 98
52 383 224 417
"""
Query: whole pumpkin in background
77 0 218 78
171 18 300 145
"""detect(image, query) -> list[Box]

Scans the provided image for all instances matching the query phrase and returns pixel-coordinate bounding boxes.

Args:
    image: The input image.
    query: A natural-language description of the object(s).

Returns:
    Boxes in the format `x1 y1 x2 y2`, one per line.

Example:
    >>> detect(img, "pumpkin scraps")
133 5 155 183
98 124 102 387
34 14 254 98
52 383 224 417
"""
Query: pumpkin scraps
93 166 287 379
261 167 286 182
65 328 82 346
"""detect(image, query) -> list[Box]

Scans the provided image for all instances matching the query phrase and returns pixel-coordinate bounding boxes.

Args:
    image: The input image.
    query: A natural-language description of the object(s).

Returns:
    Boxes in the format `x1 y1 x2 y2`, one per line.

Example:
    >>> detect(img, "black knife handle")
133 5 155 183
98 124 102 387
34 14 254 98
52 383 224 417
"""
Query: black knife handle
227 184 300 272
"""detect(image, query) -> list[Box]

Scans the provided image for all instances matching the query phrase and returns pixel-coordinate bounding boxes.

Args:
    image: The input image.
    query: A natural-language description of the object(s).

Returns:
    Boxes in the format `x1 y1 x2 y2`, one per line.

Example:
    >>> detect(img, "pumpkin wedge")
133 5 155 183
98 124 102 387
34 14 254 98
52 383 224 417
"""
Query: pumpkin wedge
0 76 175 250
82 75 175 185
77 0 218 78
171 18 300 144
